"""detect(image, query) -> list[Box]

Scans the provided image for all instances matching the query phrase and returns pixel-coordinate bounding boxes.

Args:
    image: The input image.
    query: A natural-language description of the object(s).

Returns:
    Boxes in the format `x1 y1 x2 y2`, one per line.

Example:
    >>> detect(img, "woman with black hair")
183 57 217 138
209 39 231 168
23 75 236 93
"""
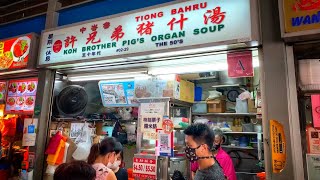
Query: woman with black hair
54 161 96 180
87 137 117 180
108 143 128 180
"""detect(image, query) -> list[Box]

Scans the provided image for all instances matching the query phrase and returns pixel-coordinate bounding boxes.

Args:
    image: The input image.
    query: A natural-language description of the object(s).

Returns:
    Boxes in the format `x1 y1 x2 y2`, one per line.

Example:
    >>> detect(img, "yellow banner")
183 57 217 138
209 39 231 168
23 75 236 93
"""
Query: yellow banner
283 0 320 33
270 120 286 173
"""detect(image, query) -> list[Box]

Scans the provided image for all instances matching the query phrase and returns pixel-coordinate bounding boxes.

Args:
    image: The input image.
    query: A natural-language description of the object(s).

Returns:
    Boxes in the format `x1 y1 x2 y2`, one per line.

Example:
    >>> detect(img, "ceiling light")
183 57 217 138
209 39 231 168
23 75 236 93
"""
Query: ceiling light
0 69 30 76
67 69 149 82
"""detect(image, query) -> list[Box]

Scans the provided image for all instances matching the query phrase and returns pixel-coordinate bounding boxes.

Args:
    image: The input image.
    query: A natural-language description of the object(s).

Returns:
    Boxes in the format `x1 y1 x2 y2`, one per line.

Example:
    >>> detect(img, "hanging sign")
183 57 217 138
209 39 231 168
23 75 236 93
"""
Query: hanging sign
133 156 157 179
307 125 320 154
140 102 165 140
98 80 137 107
0 35 32 70
5 78 38 114
282 0 320 33
162 117 174 134
311 95 320 128
227 51 253 78
156 128 174 157
38 0 253 66
306 154 320 180
22 118 38 146
270 120 286 173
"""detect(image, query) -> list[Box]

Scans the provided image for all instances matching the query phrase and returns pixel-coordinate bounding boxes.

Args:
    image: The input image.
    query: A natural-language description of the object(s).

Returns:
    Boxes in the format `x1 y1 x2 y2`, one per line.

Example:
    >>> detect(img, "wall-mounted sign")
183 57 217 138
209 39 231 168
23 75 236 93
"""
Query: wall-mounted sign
133 156 157 179
306 125 320 154
5 78 38 114
270 120 286 173
311 95 320 128
98 80 137 107
0 35 32 70
156 128 174 157
227 51 253 78
306 154 320 180
39 0 253 66
283 0 320 33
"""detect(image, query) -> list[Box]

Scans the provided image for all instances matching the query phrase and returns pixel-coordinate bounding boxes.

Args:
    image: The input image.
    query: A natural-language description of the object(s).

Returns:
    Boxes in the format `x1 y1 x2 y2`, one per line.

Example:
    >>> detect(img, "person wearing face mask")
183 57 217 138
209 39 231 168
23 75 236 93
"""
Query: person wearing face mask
107 142 128 180
184 123 225 180
213 128 237 180
87 137 117 180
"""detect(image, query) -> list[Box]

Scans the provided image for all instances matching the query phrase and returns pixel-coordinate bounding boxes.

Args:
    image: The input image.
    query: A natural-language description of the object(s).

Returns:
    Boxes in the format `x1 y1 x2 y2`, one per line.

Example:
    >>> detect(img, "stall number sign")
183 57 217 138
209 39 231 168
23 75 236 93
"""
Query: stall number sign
133 157 157 179
39 0 252 66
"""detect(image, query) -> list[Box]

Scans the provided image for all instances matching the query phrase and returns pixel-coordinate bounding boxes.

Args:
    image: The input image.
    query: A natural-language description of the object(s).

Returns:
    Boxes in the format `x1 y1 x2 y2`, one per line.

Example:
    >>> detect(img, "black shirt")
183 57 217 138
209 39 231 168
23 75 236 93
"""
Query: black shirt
115 168 128 180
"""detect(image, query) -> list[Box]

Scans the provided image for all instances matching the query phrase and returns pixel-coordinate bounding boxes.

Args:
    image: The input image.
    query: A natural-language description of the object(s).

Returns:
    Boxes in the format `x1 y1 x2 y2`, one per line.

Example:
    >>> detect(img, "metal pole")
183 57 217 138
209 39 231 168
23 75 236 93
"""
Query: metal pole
33 0 61 179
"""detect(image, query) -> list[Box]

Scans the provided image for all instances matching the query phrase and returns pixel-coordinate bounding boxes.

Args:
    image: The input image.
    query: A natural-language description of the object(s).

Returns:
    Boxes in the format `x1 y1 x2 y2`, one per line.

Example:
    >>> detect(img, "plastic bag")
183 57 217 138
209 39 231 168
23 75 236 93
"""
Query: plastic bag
235 98 248 113
72 123 92 161
45 131 63 154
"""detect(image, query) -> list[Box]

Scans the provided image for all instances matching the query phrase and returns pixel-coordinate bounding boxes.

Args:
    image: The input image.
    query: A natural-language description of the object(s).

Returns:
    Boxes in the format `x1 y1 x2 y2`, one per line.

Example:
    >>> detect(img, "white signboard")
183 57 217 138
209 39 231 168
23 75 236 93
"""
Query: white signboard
39 0 252 66
307 154 320 180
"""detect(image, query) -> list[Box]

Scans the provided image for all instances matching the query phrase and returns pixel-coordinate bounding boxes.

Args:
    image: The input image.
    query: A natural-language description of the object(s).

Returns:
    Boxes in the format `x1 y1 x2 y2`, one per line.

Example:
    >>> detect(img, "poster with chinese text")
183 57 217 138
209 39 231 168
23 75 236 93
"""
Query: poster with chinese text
133 156 157 179
22 118 38 146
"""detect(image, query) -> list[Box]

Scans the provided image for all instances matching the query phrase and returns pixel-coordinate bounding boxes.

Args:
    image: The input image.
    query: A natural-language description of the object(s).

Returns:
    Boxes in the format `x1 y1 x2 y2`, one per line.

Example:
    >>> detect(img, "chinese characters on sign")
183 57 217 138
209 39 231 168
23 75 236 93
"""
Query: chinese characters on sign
39 0 252 65
140 102 165 140
133 157 157 179
270 120 286 173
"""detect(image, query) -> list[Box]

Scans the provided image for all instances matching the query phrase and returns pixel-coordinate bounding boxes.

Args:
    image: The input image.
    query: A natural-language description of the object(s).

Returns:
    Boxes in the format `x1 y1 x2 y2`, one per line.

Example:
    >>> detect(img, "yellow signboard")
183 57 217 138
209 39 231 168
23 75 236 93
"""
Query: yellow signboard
283 0 320 33
270 120 286 173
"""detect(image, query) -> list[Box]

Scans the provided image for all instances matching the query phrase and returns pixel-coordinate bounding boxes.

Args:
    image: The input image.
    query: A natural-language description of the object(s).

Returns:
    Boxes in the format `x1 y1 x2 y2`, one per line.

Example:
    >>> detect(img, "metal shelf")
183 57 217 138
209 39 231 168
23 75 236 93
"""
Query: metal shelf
192 113 257 116
222 145 255 150
224 132 259 134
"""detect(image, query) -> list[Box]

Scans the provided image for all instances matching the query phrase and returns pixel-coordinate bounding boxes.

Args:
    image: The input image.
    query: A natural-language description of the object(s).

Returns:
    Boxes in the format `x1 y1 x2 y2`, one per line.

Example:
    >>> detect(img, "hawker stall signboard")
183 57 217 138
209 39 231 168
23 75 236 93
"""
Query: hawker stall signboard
38 0 256 67
282 0 320 33
0 35 32 70
5 78 38 114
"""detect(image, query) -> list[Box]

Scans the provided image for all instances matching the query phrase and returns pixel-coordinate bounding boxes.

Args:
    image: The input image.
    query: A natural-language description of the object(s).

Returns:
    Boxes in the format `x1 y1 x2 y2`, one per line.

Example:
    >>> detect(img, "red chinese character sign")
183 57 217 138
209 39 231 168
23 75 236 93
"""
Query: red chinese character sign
133 157 157 179
38 0 253 66
227 51 253 78
0 35 32 70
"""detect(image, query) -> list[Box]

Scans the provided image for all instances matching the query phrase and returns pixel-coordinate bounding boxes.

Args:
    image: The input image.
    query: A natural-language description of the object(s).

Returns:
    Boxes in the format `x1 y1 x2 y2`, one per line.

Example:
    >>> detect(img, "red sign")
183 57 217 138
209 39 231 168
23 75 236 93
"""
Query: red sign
227 51 253 78
0 35 32 70
162 118 174 134
133 157 157 179
311 95 320 129
5 78 38 114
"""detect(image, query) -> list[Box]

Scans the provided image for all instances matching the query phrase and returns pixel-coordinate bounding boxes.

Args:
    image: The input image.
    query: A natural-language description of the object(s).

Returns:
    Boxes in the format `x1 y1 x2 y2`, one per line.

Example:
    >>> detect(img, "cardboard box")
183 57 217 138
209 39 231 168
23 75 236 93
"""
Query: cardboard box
180 79 194 103
207 99 226 113
248 99 257 113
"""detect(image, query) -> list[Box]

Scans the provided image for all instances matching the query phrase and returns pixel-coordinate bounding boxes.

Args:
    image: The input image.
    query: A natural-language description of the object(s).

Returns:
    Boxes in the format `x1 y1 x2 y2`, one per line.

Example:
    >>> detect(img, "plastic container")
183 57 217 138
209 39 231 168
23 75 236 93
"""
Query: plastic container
192 101 207 113
242 123 254 132
195 87 202 101
239 136 249 147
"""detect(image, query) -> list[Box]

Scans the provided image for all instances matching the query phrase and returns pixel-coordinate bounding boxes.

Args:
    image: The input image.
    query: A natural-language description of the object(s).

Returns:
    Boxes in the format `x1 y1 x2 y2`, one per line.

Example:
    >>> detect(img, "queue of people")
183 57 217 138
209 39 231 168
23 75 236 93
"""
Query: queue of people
52 123 235 180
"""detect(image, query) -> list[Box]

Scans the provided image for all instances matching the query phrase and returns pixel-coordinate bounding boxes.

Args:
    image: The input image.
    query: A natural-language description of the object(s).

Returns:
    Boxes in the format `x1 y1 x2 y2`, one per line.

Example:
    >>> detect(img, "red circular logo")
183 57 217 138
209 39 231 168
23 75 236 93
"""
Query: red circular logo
53 40 62 53
162 119 174 134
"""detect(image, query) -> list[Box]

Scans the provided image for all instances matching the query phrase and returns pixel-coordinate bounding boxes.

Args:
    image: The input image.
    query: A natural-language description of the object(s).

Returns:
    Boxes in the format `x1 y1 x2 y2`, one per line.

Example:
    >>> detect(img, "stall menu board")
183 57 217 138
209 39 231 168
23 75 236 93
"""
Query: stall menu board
0 35 31 70
98 80 137 107
5 78 38 114
133 157 157 179
0 81 7 102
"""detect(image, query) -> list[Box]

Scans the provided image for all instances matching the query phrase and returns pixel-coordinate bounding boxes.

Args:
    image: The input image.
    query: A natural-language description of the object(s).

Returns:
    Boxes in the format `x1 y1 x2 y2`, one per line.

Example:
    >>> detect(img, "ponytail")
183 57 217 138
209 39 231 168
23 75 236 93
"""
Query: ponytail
87 143 100 165
87 137 116 165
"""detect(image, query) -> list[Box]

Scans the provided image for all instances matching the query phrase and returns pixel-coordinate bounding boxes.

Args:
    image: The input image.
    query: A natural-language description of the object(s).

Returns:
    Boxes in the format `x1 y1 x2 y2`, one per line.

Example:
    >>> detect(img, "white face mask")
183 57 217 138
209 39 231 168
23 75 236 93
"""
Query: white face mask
107 160 121 170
